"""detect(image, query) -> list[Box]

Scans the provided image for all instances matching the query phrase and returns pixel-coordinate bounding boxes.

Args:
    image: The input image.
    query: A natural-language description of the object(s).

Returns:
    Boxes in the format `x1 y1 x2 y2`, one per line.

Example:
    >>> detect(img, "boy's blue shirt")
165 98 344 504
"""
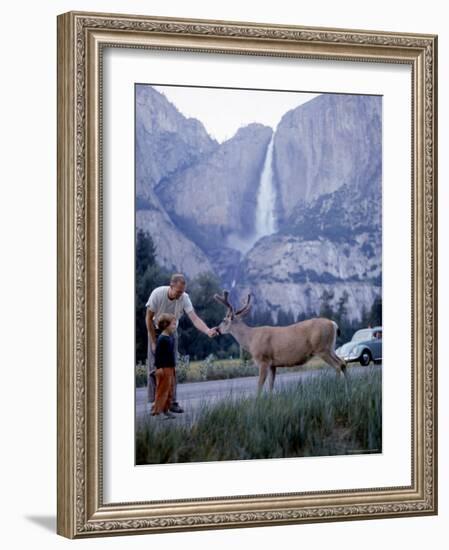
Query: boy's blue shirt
154 333 176 368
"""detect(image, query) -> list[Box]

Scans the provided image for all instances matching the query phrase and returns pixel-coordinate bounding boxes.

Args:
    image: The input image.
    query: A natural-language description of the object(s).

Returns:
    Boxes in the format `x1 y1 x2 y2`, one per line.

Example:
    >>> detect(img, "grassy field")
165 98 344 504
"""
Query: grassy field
135 356 327 386
136 366 382 464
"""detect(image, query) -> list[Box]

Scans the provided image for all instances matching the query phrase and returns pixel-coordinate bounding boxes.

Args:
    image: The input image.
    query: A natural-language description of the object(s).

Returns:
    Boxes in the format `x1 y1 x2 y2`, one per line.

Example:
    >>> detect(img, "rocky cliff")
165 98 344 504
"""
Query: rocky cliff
135 85 217 276
155 123 273 251
135 87 382 322
233 95 382 320
234 231 380 322
273 94 382 224
136 85 218 203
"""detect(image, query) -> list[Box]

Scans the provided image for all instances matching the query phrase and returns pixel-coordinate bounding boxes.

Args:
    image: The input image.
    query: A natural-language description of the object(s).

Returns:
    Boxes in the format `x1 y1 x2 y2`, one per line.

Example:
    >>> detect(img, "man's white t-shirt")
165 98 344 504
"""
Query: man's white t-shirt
145 286 194 328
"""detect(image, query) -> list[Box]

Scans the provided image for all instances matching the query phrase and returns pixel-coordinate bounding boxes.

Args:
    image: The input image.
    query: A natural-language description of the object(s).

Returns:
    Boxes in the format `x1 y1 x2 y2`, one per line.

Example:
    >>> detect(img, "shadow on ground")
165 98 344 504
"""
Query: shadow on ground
25 515 56 533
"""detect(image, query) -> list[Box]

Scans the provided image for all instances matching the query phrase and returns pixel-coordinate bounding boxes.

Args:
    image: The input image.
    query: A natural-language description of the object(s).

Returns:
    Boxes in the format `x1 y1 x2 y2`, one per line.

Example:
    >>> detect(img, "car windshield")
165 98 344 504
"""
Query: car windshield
351 329 373 342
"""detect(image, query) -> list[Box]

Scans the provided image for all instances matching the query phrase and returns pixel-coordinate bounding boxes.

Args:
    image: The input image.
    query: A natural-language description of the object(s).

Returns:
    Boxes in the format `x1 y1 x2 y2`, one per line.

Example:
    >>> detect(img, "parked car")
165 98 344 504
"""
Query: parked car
335 327 382 366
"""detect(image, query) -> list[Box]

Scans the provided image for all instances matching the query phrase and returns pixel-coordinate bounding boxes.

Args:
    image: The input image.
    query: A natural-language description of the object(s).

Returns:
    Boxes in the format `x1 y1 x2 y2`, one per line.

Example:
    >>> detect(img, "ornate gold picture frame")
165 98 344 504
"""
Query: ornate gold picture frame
57 11 437 538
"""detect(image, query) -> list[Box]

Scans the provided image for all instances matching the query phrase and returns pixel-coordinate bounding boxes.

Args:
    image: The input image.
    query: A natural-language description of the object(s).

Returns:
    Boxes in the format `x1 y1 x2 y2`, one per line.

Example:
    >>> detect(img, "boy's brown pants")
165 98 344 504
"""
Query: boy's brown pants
151 368 175 414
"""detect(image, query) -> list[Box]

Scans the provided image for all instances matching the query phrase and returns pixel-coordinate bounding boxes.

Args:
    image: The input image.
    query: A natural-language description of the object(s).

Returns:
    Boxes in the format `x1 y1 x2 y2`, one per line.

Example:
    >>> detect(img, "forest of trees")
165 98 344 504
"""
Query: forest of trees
135 230 382 363
318 289 382 346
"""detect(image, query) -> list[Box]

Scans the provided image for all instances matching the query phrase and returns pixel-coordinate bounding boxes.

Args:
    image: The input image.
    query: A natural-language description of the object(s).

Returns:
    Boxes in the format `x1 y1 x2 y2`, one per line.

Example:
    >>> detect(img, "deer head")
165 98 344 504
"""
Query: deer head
214 291 252 334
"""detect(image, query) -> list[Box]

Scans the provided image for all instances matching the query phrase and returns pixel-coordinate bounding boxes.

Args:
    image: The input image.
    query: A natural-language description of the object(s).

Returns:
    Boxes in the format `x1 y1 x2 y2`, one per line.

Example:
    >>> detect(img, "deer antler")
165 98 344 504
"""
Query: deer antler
214 290 234 313
235 294 252 317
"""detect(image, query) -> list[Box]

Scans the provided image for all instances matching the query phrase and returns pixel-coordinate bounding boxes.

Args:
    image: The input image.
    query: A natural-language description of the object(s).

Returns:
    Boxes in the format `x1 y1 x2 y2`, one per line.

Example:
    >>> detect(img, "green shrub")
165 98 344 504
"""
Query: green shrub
136 356 327 387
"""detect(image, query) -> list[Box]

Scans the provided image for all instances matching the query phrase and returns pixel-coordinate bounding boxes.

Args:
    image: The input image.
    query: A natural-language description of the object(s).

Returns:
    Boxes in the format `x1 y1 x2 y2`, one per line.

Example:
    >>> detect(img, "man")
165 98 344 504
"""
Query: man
145 273 218 413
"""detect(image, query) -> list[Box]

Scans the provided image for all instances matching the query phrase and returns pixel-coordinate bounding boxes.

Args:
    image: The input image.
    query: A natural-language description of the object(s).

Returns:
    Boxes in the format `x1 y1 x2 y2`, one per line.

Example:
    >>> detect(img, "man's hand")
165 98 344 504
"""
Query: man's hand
148 331 156 353
188 311 219 338
207 327 219 338
146 309 157 354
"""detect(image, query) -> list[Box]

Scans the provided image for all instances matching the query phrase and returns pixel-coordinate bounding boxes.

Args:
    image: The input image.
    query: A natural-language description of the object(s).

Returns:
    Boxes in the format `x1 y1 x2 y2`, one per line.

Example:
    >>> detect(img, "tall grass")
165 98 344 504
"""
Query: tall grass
136 367 382 464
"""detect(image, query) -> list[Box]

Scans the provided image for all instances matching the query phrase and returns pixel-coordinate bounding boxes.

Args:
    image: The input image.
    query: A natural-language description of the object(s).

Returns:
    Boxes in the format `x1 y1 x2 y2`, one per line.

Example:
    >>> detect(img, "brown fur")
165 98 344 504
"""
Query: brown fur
214 293 347 394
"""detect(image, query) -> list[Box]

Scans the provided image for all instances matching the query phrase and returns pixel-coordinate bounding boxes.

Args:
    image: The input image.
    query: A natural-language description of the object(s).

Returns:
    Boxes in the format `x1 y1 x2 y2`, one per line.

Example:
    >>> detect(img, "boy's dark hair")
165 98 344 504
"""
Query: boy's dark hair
158 313 176 332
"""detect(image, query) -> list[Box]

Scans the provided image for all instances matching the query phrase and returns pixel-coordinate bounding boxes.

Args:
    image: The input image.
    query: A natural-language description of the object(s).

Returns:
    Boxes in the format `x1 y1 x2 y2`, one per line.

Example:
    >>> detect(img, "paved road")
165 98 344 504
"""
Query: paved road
136 365 378 427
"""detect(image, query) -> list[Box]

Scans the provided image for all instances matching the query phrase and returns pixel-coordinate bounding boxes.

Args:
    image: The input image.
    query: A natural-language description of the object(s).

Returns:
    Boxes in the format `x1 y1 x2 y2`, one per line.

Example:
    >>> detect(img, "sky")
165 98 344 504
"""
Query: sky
153 85 320 143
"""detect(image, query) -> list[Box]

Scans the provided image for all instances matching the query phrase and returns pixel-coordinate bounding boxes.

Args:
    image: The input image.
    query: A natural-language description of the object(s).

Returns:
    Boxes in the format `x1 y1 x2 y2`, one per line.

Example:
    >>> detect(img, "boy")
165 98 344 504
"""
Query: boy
151 313 177 419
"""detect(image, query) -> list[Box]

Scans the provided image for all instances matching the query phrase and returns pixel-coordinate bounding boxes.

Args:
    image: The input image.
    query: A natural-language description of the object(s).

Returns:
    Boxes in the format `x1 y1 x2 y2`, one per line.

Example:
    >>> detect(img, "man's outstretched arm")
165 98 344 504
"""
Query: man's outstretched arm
187 310 218 338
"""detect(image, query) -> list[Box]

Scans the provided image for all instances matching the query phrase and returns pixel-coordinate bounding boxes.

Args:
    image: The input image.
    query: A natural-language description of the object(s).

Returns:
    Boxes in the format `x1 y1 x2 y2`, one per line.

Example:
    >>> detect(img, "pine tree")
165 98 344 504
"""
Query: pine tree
319 289 335 319
277 309 295 326
369 296 382 326
136 228 156 277
336 290 349 326
135 230 170 363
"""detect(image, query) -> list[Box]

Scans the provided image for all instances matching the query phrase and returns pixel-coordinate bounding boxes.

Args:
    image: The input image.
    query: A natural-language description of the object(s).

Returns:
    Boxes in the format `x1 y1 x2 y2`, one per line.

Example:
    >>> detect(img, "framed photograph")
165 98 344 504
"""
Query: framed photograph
57 11 438 538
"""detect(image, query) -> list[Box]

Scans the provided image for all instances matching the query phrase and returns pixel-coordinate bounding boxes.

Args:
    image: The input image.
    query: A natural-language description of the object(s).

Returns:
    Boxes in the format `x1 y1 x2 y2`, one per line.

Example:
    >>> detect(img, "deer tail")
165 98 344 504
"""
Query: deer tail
331 321 340 348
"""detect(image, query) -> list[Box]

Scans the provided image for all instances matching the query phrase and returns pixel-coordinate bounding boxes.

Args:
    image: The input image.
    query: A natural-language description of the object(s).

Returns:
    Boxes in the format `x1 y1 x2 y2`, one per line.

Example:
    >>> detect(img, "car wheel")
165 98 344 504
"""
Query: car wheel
360 350 372 366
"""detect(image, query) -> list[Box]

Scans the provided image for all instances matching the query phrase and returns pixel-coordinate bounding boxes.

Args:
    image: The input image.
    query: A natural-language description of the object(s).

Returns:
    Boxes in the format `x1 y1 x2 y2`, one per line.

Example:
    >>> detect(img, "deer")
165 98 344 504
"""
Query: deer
214 291 347 395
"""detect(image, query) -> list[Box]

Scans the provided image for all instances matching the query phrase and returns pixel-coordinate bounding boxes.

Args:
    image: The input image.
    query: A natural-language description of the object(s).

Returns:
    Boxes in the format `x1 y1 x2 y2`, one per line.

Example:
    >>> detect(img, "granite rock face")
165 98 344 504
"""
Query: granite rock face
136 85 218 204
234 231 381 322
135 87 382 321
273 94 382 224
135 85 217 276
155 123 273 251
229 94 382 320
136 206 214 279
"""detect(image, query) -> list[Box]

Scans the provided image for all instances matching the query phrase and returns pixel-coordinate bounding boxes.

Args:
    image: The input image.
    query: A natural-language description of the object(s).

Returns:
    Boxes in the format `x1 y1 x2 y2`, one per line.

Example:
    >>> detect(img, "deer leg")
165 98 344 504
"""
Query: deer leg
318 351 345 377
334 352 350 397
319 351 350 396
257 362 270 396
268 364 277 392
331 351 348 376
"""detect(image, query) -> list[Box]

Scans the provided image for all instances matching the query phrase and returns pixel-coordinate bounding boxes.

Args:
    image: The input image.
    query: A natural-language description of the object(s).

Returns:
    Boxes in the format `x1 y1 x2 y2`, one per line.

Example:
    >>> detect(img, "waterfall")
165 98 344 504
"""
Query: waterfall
254 135 277 239
226 133 277 254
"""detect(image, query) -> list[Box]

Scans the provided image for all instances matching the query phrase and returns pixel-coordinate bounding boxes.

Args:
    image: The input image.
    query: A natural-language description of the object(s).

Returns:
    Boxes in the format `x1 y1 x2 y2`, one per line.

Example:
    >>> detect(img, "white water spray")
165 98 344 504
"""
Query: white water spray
226 133 278 254
254 134 277 239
